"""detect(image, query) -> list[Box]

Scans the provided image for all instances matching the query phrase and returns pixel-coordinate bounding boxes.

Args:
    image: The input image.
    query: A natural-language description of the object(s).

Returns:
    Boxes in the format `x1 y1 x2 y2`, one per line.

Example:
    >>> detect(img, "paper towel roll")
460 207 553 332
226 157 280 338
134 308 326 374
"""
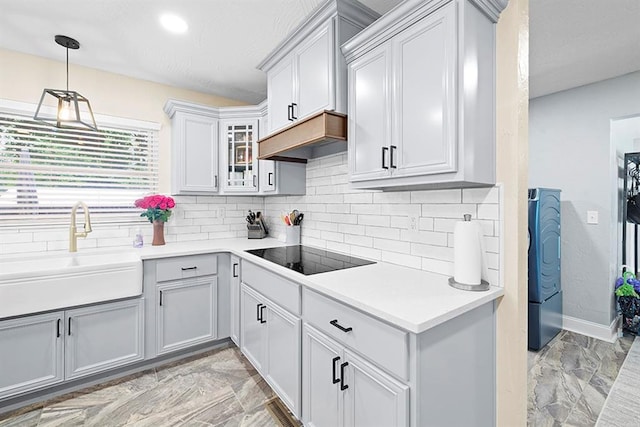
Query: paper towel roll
453 215 482 285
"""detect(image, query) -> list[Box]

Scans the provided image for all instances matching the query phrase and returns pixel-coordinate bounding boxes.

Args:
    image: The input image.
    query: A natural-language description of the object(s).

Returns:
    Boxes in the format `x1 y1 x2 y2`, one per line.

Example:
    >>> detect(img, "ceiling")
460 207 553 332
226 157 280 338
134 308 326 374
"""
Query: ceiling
0 0 638 103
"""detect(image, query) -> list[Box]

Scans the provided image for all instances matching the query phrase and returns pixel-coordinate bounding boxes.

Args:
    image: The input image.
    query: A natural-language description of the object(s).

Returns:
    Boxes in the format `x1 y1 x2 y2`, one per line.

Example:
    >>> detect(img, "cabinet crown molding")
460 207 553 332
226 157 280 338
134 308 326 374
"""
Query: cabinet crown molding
163 99 266 119
342 0 507 63
256 0 379 72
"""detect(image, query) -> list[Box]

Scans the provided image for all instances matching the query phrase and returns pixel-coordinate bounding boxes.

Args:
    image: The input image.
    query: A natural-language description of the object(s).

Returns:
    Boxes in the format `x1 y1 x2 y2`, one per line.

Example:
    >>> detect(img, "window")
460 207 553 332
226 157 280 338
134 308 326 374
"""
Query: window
0 101 159 225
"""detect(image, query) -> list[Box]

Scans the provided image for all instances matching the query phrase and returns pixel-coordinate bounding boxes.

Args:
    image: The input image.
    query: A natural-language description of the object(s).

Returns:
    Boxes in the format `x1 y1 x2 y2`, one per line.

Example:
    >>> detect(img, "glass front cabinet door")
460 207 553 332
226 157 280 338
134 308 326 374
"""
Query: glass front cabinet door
221 119 259 193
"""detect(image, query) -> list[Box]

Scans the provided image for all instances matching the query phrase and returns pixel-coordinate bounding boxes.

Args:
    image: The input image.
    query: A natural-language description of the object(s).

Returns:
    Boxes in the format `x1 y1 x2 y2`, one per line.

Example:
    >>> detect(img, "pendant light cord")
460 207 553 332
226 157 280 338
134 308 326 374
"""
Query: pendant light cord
66 47 69 92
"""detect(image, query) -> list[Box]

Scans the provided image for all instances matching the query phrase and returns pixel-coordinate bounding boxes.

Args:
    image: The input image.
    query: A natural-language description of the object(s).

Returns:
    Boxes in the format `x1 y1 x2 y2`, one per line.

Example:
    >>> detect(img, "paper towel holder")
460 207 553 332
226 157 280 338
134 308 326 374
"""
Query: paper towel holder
448 277 490 291
449 214 490 291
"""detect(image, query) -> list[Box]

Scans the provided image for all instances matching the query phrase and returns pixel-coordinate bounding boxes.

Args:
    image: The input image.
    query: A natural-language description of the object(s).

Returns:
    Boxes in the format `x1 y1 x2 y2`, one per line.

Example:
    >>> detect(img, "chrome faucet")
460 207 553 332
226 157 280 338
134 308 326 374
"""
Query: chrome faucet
69 201 92 252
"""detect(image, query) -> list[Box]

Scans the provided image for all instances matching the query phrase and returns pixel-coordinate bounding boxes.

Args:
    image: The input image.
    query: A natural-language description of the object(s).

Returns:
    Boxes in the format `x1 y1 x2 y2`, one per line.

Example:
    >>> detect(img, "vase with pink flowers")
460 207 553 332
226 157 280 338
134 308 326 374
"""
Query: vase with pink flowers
134 194 176 246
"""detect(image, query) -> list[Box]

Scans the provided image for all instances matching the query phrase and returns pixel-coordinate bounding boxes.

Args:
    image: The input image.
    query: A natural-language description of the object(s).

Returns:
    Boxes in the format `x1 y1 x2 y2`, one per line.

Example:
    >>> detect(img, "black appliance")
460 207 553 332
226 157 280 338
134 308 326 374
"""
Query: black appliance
246 245 375 275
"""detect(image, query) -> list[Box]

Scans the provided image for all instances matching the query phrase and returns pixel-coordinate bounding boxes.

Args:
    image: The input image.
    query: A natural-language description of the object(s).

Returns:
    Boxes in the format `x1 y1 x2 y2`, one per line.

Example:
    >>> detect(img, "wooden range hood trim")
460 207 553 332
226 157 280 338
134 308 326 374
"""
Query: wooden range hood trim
257 110 347 162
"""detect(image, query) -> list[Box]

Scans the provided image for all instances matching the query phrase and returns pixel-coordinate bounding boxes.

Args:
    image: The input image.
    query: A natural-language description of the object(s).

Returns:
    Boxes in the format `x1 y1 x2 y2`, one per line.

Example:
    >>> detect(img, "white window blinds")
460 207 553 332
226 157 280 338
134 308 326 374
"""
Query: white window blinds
0 110 159 222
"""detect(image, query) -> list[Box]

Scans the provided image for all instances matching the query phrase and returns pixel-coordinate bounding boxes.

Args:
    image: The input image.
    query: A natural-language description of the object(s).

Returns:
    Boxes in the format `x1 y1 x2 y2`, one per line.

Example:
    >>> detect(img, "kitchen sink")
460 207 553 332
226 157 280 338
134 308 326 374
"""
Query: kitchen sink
0 251 143 319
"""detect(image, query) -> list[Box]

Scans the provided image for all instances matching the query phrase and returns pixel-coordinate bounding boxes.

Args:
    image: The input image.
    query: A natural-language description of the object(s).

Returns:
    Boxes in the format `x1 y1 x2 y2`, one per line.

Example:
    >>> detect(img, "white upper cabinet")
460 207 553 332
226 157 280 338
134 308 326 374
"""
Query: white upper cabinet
165 101 220 195
165 100 305 196
220 119 259 193
343 0 506 190
258 0 379 135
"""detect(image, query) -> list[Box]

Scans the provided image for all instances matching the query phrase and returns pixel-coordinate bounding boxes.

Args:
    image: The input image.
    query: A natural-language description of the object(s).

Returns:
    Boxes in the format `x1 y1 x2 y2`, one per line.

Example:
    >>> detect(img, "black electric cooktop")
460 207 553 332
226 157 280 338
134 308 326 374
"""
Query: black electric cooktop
245 245 375 275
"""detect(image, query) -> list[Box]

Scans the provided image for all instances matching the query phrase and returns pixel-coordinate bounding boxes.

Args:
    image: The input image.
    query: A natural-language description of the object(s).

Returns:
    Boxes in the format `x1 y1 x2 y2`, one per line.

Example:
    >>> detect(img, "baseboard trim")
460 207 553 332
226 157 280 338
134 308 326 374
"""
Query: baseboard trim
563 315 619 343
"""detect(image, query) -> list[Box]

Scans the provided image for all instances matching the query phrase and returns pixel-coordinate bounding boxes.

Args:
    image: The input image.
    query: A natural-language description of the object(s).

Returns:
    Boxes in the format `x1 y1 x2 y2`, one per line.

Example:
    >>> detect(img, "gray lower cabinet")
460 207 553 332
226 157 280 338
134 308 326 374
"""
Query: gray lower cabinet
240 283 301 417
302 324 409 427
0 312 64 399
0 298 144 400
65 299 145 380
230 255 240 345
156 276 217 355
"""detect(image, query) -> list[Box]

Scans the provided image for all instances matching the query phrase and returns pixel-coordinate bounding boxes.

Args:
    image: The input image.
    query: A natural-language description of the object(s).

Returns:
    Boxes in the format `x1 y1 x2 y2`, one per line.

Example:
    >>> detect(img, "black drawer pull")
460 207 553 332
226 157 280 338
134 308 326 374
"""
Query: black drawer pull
159 290 163 306
268 172 274 186
330 319 352 333
181 266 197 271
257 303 263 322
68 317 72 336
291 103 297 120
56 319 61 338
340 362 349 391
259 305 267 324
233 263 239 278
381 146 389 169
287 104 294 121
332 356 340 384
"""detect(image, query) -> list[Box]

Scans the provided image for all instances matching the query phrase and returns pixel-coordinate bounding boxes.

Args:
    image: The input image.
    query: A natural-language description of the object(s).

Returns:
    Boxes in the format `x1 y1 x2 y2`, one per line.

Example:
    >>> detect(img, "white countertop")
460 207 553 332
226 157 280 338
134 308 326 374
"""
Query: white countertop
136 238 504 334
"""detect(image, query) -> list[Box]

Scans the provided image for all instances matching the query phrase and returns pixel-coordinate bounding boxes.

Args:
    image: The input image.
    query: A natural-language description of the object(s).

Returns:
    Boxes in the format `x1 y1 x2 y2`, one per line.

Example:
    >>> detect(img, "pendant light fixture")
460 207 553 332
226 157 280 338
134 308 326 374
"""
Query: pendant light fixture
33 35 98 131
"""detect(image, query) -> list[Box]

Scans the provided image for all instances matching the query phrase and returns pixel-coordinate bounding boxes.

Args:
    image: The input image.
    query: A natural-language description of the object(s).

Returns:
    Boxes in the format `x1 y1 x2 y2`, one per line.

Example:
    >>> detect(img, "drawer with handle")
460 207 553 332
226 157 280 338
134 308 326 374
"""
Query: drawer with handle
156 254 218 282
303 288 408 380
241 261 300 315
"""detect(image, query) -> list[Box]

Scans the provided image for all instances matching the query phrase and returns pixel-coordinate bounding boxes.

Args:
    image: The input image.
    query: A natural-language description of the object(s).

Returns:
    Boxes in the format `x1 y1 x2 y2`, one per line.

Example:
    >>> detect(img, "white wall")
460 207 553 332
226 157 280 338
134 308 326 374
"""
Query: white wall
529 71 640 326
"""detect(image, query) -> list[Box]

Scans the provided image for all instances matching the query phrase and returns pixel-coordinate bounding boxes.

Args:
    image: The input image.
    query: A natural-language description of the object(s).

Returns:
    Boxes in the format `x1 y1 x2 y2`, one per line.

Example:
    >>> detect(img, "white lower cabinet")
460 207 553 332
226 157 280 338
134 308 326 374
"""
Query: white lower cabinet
230 255 240 345
302 324 408 427
156 276 217 355
0 312 63 399
240 283 301 417
0 298 144 400
65 299 144 380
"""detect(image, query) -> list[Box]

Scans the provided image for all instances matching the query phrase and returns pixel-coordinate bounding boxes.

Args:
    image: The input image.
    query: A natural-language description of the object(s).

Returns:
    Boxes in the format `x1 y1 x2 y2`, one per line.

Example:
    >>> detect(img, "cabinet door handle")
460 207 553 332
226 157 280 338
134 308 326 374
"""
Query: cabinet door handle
390 145 397 169
214 175 218 188
340 361 349 390
330 319 352 333
181 266 197 271
257 303 263 322
332 356 341 384
233 263 239 278
381 147 389 170
56 318 61 338
287 104 294 121
159 290 163 306
68 317 72 336
268 172 273 186
253 175 257 187
291 103 297 120
259 305 267 324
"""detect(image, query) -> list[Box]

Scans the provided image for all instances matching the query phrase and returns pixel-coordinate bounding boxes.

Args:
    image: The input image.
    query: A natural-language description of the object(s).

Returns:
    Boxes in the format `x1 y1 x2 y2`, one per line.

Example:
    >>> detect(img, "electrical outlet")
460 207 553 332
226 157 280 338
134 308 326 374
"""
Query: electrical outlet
409 215 419 231
587 210 598 225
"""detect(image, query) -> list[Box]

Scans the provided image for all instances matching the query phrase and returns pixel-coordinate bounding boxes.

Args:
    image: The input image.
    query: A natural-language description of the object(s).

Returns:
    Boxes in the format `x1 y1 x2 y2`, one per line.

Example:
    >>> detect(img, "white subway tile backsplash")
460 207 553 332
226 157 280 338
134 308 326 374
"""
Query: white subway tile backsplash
411 189 462 204
463 187 500 204
4 152 501 288
422 204 477 219
344 234 373 247
358 215 390 227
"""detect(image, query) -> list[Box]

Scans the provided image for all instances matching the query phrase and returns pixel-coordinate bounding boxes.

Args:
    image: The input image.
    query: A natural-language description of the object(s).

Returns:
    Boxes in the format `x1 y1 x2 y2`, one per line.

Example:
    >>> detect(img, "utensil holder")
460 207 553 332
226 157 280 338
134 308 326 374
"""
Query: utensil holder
247 224 266 239
285 225 301 244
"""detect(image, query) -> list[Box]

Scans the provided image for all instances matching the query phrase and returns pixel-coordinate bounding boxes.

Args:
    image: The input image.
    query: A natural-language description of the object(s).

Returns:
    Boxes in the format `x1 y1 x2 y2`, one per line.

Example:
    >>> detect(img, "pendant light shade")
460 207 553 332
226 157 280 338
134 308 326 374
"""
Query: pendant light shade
34 35 98 131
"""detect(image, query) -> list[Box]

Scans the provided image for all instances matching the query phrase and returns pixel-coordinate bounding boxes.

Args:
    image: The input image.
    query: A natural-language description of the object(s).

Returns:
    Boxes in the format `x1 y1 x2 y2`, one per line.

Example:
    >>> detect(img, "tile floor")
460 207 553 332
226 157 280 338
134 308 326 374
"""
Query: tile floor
1 330 633 426
528 330 634 426
0 344 294 427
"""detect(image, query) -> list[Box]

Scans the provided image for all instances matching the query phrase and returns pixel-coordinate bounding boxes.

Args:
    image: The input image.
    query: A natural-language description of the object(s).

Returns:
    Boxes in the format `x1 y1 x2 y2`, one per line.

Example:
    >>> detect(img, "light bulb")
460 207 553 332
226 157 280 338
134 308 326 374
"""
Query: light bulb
58 99 72 121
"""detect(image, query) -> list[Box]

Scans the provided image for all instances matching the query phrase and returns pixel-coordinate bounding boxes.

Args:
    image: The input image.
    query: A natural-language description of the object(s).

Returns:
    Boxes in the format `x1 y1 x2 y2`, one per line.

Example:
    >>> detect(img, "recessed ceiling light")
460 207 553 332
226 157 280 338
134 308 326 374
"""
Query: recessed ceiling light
160 13 188 34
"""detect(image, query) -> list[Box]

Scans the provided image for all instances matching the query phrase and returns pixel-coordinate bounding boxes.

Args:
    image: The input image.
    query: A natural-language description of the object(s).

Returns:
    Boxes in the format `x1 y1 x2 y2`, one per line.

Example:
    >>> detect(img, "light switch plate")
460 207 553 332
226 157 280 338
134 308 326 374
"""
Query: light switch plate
587 211 599 224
